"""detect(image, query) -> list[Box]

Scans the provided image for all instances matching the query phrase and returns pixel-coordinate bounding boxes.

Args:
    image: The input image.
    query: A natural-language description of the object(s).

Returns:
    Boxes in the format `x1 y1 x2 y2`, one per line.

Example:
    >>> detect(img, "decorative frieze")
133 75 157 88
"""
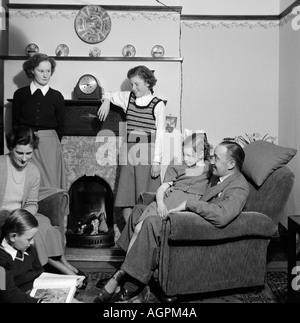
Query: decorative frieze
9 10 180 22
182 20 280 30
10 10 78 20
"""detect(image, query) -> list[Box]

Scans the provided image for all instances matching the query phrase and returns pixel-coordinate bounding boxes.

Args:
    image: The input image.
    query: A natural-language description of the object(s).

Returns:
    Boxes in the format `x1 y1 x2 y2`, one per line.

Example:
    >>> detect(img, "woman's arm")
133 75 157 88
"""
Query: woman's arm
156 182 172 217
97 91 130 121
153 101 166 164
12 89 22 127
152 101 166 177
54 91 65 141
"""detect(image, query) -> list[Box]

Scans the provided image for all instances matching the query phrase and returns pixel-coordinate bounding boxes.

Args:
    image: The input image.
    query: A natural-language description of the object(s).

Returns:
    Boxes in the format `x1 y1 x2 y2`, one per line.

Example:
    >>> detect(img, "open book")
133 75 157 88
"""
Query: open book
30 272 85 303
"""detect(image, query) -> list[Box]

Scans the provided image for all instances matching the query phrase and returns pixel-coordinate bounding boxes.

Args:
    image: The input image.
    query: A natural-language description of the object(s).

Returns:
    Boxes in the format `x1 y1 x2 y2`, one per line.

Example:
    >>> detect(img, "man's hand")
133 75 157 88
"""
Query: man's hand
97 99 110 121
157 201 168 218
167 201 187 215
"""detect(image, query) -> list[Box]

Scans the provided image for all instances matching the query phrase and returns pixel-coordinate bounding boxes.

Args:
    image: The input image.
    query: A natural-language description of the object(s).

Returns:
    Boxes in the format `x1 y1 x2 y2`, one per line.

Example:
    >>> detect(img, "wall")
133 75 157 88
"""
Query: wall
181 0 280 15
181 20 279 148
279 11 300 226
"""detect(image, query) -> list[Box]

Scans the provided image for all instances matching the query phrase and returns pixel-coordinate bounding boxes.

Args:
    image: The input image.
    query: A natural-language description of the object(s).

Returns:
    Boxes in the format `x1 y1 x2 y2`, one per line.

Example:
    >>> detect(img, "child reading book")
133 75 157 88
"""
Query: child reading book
0 209 84 303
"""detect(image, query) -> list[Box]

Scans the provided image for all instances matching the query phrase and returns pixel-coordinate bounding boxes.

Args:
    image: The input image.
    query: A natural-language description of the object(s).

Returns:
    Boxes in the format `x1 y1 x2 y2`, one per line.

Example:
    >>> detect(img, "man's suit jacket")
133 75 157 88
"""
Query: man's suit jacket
186 171 249 228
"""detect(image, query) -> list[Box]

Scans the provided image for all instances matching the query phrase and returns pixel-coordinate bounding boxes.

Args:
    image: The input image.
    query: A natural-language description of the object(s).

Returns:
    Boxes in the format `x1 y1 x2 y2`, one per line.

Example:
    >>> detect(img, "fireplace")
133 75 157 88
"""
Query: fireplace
61 100 126 247
63 100 126 136
66 175 115 248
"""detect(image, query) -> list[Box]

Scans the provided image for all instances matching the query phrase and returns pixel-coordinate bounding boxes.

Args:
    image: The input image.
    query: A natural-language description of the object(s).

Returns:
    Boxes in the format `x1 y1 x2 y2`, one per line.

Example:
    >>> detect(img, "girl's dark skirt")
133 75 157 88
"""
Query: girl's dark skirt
31 130 67 190
114 140 161 208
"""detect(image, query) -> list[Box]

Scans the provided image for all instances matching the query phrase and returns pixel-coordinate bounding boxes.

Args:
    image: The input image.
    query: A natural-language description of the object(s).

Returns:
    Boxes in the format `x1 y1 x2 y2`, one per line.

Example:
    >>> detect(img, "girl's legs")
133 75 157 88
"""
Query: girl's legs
47 257 78 275
60 254 80 273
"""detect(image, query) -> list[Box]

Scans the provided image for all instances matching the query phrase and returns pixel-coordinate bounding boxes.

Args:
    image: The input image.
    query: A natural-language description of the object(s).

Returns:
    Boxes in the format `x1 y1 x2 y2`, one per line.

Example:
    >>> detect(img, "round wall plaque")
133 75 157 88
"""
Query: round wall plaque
151 45 165 58
89 47 101 57
74 5 112 44
122 45 136 57
25 43 39 57
55 44 69 57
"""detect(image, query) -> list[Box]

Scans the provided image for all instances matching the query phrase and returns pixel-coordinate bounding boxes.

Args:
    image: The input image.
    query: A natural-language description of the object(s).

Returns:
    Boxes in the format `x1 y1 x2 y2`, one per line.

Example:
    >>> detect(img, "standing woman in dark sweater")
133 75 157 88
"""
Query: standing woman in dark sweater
12 53 66 190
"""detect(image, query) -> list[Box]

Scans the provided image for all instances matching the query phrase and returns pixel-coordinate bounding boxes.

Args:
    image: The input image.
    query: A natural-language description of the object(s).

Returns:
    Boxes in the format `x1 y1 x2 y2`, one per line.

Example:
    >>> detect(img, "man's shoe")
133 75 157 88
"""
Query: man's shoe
96 277 110 289
96 270 125 289
110 286 142 303
93 287 115 303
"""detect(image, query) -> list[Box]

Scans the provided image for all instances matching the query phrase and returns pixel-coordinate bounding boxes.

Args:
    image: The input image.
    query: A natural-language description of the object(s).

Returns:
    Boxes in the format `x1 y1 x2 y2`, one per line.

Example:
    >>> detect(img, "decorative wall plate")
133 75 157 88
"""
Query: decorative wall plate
151 45 165 58
122 45 136 57
74 5 112 44
89 47 101 57
55 44 69 57
25 43 39 57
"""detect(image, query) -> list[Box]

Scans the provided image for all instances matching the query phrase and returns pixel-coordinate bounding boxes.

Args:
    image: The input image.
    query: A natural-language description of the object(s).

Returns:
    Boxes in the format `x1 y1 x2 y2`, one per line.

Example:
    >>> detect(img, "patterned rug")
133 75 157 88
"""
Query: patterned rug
75 270 293 304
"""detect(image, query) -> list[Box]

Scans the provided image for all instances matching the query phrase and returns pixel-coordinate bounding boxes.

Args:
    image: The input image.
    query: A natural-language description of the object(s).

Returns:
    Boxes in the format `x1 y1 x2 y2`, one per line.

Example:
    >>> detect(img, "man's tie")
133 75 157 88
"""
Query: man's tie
211 177 220 187
16 250 24 260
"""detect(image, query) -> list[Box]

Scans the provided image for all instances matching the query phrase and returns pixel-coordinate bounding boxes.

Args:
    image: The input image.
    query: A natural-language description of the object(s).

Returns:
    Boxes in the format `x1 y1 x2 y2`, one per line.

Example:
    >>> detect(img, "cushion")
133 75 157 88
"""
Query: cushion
242 140 297 186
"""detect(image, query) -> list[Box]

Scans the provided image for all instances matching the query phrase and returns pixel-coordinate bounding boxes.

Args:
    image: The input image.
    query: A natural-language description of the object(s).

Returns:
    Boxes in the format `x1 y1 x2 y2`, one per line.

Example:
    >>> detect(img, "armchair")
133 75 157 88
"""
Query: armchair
38 188 69 247
139 157 295 301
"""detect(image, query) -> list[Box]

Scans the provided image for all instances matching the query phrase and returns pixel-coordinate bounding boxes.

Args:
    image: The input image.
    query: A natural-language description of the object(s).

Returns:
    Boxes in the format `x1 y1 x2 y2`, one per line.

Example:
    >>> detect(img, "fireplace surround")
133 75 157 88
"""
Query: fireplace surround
61 101 125 247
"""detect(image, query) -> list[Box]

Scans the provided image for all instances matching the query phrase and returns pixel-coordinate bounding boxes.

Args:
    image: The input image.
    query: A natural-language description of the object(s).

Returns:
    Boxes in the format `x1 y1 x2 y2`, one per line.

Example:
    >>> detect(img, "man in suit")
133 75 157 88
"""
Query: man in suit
94 141 250 303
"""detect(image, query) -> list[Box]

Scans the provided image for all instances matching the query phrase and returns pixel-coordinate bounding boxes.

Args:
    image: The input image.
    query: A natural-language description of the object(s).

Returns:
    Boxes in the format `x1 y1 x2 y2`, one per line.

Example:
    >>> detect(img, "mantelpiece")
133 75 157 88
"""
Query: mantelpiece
63 100 125 136
7 99 126 137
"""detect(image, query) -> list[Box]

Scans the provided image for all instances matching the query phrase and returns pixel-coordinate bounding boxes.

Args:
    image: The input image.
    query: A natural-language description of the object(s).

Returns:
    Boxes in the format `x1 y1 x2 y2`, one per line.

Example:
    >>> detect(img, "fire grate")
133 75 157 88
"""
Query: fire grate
66 175 115 248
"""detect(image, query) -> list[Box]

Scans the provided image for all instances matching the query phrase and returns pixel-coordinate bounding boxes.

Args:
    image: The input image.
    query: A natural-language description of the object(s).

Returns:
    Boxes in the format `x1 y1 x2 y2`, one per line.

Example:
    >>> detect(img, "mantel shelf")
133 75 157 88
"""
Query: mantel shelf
0 56 183 62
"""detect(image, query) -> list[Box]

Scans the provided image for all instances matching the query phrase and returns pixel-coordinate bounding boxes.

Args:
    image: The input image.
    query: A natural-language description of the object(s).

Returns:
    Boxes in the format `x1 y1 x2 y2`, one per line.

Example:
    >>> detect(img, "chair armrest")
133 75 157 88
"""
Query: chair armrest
38 191 68 237
137 192 156 205
0 266 5 290
165 211 277 242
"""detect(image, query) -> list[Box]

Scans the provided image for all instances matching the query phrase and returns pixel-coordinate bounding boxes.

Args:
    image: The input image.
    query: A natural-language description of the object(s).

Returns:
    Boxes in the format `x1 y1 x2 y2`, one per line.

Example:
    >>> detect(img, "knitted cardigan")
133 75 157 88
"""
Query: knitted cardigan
0 155 40 216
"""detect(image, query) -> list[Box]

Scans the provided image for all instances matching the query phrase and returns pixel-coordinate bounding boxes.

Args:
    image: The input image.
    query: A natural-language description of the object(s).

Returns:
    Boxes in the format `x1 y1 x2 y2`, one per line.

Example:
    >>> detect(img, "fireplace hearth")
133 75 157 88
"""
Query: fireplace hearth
66 175 115 248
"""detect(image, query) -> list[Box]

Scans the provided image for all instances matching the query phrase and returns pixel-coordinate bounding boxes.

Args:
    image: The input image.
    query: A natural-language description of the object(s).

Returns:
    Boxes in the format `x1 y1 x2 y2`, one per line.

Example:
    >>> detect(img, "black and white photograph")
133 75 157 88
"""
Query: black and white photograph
0 0 299 310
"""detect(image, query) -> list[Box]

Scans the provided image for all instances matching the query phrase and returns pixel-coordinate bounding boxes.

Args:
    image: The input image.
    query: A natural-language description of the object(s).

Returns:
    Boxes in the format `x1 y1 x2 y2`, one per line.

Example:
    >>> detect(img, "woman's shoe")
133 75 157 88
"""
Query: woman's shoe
76 269 88 290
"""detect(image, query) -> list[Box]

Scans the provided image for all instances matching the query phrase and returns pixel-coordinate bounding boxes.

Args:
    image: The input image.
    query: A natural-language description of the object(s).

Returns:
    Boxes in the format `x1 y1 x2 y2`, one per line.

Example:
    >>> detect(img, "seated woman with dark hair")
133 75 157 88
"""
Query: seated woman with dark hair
0 126 87 284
